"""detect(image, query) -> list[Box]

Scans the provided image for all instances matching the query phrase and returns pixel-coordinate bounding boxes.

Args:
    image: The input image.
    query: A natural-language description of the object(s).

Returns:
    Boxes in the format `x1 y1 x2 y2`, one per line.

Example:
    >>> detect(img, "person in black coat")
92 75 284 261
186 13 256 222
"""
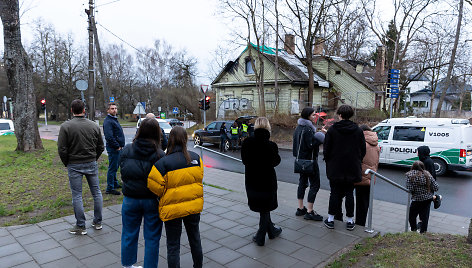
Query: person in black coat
293 107 326 221
323 105 366 231
241 117 282 246
219 122 228 152
120 118 165 268
417 146 437 180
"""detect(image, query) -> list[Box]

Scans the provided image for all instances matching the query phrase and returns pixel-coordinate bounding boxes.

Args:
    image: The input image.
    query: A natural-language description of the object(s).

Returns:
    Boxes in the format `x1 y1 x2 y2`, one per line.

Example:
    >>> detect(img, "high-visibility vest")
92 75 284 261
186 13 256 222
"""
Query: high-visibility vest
231 126 238 135
242 123 248 132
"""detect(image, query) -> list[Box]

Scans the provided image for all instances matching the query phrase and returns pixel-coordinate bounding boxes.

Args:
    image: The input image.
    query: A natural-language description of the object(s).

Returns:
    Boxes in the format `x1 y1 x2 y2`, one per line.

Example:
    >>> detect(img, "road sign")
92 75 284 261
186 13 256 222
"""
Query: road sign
109 97 115 102
75 80 88 91
172 107 179 114
390 88 399 93
389 73 400 79
390 69 400 74
200 85 209 94
133 102 146 114
160 112 166 119
390 93 399 98
389 78 399 84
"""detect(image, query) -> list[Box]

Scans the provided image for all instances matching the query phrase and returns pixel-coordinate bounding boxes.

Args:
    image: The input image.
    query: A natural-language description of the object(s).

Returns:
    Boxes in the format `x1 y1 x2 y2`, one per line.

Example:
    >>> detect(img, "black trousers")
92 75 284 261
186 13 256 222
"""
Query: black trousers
409 199 432 233
355 185 370 226
219 134 227 152
165 213 203 268
297 166 320 203
255 212 277 239
328 181 355 218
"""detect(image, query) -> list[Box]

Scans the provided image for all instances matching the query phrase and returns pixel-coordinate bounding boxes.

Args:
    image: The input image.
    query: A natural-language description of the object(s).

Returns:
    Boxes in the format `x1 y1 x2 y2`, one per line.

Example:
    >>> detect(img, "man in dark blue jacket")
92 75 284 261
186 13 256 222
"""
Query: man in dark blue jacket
103 103 125 195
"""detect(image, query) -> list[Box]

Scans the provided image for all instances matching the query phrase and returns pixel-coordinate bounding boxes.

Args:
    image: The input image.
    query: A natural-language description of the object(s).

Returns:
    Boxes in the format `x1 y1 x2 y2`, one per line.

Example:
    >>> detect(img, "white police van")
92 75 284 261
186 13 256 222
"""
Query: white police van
0 119 14 135
372 117 472 176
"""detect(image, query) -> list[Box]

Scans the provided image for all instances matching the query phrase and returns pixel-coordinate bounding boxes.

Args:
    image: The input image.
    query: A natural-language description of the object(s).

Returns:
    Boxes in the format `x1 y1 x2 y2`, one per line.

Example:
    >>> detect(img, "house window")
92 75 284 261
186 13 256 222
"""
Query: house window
245 58 255 75
412 101 428 108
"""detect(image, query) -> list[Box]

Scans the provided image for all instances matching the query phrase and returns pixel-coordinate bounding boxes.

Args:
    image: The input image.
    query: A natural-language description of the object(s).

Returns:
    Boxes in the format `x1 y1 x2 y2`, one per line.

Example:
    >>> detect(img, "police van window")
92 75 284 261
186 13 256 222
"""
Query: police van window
373 126 391 140
207 122 216 130
393 126 425 142
0 123 10 130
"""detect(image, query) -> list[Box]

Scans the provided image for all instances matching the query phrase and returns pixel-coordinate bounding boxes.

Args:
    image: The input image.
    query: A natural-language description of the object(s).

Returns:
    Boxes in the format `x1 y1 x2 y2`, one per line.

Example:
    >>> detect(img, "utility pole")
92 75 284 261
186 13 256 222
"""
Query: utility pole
91 17 110 106
86 0 95 121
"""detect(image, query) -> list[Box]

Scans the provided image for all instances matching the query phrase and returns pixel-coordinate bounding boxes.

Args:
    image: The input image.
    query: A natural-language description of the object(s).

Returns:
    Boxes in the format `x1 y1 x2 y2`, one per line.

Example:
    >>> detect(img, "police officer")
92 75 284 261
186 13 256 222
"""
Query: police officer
230 122 239 151
241 122 249 141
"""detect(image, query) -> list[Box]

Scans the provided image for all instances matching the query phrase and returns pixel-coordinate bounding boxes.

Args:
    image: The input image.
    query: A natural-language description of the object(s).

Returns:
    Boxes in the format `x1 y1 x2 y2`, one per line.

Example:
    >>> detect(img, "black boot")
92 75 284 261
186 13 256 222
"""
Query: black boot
252 233 265 246
268 225 282 239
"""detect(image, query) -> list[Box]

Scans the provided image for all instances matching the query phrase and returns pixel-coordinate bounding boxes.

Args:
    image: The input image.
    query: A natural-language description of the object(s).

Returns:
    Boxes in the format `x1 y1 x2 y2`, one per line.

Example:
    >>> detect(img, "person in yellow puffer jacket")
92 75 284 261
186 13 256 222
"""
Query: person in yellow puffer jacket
147 126 204 268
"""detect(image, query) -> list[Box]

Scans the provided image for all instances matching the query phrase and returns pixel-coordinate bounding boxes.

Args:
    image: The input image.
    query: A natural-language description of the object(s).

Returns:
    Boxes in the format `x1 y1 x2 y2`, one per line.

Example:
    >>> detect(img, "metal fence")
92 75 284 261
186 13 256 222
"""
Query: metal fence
364 169 411 233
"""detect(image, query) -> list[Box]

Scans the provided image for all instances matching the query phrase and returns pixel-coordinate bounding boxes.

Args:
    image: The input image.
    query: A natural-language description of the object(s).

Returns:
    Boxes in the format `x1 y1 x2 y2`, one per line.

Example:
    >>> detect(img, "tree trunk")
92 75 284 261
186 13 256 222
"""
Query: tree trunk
0 0 43 151
436 0 463 117
468 218 472 244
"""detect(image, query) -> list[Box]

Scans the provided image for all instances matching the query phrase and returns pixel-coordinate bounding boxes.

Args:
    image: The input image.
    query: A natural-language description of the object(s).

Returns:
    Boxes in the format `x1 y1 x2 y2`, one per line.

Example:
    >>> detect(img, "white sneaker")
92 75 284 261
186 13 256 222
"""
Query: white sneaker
123 265 142 268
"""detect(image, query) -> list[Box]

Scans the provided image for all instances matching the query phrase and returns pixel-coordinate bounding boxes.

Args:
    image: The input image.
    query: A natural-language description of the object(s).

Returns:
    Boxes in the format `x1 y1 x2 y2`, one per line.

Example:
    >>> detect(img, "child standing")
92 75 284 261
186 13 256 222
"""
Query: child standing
406 161 439 233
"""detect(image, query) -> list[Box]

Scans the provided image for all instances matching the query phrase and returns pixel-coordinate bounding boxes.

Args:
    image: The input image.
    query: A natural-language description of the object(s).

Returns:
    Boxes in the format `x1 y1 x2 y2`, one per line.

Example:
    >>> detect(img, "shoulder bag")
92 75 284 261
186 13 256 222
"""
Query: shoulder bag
294 130 314 174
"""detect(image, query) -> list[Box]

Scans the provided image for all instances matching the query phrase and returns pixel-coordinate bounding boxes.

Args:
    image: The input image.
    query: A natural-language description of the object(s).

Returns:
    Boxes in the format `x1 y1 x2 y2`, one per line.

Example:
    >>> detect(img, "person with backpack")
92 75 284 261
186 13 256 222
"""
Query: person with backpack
406 161 439 233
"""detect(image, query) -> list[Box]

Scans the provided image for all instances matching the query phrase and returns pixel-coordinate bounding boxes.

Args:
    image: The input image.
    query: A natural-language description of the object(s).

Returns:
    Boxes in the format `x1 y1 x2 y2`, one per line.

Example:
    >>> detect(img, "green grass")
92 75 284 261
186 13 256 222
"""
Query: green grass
0 135 123 226
328 232 472 268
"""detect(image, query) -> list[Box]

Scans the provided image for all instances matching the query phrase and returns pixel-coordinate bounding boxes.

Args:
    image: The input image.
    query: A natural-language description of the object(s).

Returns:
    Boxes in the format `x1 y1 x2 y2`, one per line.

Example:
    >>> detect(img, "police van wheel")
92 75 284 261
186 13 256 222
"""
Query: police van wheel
432 158 447 176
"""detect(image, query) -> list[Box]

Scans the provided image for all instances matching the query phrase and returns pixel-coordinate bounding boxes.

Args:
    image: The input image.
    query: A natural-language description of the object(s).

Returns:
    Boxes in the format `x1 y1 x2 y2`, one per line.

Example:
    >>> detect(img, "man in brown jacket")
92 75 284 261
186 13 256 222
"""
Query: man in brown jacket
58 99 104 235
354 125 380 227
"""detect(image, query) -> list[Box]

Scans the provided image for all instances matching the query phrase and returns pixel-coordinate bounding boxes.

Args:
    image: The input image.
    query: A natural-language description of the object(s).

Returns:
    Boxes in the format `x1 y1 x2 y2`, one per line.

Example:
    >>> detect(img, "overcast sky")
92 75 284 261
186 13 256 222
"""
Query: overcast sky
10 0 230 85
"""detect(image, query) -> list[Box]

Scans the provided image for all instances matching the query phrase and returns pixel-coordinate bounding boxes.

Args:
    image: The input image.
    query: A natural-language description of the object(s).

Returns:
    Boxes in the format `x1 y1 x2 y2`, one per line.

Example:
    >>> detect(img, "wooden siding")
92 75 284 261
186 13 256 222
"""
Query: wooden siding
312 59 376 110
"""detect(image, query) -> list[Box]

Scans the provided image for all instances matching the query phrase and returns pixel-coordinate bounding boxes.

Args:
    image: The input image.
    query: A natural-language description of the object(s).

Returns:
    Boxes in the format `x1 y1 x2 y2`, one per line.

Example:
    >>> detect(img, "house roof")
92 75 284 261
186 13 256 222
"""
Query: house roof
212 43 329 88
313 55 377 91
410 88 455 102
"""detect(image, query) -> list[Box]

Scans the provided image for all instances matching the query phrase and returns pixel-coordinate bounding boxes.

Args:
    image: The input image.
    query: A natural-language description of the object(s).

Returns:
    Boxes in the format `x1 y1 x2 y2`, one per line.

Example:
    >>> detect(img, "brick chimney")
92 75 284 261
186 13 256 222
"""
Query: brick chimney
374 45 385 84
284 34 295 55
313 37 325 55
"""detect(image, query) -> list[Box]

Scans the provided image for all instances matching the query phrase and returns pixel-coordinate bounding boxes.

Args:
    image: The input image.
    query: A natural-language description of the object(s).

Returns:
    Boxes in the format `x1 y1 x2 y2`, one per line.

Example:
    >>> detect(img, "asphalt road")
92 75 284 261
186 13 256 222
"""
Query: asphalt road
187 141 472 218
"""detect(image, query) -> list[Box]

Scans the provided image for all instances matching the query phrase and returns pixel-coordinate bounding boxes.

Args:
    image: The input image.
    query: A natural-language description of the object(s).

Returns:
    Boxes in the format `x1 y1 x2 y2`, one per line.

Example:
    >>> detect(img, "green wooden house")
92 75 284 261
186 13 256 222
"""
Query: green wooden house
211 43 378 118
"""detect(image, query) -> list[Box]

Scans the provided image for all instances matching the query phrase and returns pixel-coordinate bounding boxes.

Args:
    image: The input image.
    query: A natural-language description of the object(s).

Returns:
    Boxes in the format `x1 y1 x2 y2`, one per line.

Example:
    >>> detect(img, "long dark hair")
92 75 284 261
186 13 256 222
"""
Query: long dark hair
134 118 161 151
166 126 191 164
411 161 431 192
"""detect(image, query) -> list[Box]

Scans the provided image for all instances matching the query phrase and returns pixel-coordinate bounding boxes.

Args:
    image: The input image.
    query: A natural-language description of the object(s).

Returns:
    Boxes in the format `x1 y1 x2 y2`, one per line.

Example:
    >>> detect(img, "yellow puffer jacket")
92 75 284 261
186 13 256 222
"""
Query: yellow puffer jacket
147 148 204 222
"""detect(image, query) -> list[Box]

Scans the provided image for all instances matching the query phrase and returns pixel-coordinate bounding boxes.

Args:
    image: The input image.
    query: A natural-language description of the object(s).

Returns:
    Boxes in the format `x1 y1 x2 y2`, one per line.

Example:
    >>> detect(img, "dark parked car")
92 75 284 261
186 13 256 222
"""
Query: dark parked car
166 118 184 127
192 116 257 151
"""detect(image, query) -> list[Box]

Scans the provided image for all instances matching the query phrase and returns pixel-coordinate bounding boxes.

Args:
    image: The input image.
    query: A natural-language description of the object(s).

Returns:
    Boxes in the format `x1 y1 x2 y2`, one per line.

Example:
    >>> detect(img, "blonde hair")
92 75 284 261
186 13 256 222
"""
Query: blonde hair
254 117 271 132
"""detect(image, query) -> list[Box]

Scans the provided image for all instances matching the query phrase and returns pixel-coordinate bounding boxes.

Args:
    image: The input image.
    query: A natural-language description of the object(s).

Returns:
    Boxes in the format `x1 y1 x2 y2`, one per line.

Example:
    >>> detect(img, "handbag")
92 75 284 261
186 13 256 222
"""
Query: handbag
294 130 314 174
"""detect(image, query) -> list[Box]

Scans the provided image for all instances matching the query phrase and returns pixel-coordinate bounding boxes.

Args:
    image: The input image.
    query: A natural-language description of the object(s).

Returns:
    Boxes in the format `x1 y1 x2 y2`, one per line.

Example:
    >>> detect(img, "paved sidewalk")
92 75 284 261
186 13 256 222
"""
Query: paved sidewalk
1 167 469 267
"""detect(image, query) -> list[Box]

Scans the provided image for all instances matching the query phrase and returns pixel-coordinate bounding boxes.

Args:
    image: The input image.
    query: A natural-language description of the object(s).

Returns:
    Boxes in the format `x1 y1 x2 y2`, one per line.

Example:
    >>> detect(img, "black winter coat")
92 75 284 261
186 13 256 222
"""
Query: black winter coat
418 146 437 180
120 138 165 199
241 128 281 212
323 120 366 183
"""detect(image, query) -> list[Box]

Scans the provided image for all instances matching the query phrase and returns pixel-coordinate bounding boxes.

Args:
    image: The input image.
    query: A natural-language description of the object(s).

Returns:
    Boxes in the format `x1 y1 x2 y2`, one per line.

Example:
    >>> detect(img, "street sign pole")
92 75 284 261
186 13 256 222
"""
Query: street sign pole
44 103 48 126
388 69 400 119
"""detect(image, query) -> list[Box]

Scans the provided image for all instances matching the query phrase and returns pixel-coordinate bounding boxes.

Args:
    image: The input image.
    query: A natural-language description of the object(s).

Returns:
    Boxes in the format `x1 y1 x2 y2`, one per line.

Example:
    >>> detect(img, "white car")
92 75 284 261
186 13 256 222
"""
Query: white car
0 119 14 135
136 117 172 138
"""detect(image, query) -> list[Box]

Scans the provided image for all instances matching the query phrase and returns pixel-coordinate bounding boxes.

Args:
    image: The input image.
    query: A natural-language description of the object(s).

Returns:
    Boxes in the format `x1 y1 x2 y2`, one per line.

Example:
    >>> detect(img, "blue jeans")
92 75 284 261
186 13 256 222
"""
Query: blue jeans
106 148 121 192
67 161 103 227
165 213 202 268
121 196 162 268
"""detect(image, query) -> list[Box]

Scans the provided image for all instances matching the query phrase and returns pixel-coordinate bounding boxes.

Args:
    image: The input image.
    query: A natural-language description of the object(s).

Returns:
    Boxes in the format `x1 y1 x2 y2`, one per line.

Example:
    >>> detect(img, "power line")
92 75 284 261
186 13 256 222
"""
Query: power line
96 0 122 8
95 22 147 56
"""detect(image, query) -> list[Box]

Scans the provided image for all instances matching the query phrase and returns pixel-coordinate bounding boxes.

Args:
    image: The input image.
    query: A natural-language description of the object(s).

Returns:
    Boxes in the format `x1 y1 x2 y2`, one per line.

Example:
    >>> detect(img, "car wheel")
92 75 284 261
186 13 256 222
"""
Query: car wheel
194 135 202 146
224 140 230 151
432 158 447 176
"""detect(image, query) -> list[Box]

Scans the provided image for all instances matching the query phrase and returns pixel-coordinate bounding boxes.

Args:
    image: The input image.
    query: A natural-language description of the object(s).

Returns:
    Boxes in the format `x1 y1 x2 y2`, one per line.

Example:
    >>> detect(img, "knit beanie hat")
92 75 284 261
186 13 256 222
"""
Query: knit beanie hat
301 107 315 120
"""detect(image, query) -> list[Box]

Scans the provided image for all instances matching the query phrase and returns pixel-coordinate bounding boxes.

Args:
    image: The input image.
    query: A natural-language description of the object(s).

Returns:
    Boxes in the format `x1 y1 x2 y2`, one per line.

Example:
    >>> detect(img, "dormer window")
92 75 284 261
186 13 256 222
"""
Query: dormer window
335 70 341 75
245 58 255 75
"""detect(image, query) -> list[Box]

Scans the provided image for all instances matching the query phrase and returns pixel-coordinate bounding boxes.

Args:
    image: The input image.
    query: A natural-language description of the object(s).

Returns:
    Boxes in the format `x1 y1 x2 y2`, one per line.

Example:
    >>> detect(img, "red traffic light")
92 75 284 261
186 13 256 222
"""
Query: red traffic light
40 99 46 104
205 96 210 101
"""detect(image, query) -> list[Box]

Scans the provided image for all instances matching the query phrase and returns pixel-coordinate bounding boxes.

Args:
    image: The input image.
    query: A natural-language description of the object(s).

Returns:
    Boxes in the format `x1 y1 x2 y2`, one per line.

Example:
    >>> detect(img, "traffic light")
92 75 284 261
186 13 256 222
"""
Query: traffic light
199 99 204 110
204 96 210 110
40 99 46 110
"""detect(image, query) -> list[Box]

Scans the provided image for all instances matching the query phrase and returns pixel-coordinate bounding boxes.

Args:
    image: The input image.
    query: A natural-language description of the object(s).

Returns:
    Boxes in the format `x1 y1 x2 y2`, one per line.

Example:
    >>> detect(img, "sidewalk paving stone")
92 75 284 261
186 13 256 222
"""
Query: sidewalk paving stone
1 166 469 267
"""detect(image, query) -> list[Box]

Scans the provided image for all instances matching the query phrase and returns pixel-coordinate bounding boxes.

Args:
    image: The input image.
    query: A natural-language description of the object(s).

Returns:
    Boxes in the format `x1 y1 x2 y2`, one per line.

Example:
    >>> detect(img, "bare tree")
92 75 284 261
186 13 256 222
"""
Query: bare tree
436 0 464 117
0 0 43 151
